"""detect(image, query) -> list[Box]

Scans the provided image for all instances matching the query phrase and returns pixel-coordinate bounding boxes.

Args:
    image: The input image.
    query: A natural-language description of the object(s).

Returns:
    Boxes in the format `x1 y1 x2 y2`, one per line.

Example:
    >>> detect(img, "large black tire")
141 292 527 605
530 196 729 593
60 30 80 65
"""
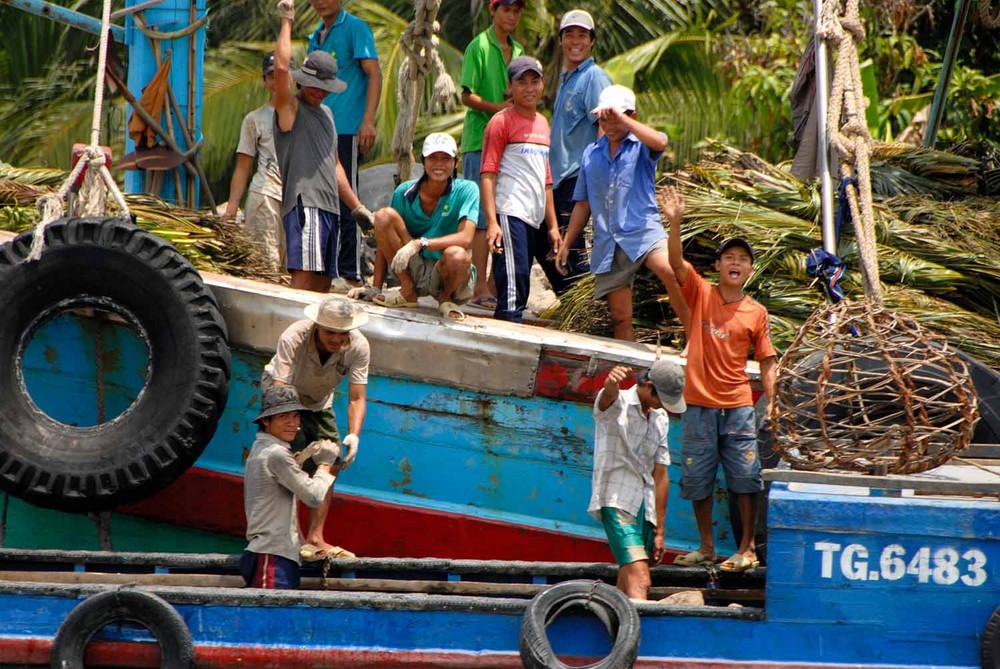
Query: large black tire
0 217 230 512
982 606 1000 669
520 580 640 669
50 589 195 668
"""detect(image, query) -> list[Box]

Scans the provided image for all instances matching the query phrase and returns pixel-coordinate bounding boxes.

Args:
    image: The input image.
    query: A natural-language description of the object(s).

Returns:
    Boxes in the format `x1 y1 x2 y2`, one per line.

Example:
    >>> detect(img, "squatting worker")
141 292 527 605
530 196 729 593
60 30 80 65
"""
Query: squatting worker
261 295 370 561
590 361 686 601
242 385 339 589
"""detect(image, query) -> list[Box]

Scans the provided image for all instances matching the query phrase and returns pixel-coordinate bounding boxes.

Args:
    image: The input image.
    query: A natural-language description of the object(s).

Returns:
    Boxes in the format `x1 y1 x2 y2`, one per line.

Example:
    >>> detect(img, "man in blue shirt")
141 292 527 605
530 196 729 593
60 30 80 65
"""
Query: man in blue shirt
308 0 383 286
555 85 689 341
543 9 610 295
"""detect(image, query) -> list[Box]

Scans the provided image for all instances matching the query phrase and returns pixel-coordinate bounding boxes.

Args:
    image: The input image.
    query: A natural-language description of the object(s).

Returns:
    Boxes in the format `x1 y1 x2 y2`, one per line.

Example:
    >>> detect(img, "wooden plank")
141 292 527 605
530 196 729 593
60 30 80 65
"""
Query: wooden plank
0 571 763 602
762 468 1000 495
963 444 1000 460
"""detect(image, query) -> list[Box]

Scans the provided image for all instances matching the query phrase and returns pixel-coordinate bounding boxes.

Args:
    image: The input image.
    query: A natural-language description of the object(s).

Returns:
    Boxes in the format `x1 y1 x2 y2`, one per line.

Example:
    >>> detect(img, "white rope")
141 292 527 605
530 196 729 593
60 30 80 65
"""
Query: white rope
391 0 458 181
818 0 881 303
26 0 130 263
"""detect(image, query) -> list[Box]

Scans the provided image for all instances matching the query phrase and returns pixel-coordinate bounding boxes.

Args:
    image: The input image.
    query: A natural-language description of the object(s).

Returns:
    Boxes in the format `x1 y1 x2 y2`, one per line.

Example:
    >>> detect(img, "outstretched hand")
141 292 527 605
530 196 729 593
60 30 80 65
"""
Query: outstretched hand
277 0 295 20
658 185 685 223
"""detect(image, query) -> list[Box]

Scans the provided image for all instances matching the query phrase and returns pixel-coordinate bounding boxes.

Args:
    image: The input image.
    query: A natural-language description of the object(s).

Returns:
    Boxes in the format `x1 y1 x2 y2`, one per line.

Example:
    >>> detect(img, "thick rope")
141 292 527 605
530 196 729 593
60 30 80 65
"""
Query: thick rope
27 0 130 263
817 0 881 302
391 0 458 182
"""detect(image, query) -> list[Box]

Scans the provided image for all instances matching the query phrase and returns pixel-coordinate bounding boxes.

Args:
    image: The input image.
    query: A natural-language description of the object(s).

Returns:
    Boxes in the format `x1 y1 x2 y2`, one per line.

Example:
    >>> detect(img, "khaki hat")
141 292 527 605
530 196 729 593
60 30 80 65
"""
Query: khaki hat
304 296 369 331
291 51 347 93
648 360 686 413
255 385 307 423
560 9 595 32
422 132 458 158
591 84 636 115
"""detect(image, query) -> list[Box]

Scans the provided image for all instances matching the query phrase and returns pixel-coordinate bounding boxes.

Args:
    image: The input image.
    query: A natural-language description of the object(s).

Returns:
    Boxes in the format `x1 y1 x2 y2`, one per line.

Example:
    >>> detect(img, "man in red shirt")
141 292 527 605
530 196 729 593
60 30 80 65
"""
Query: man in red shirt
664 188 776 572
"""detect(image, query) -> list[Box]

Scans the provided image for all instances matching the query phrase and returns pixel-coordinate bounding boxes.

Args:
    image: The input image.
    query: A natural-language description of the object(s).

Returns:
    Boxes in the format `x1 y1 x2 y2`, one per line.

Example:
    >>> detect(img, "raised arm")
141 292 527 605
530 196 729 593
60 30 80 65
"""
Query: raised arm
273 0 296 132
662 186 688 283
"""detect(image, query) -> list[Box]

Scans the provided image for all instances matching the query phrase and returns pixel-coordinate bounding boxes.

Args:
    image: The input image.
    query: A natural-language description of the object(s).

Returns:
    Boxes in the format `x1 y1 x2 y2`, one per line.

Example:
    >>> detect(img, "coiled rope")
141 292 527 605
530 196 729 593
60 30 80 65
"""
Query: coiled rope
817 0 880 303
29 0 130 263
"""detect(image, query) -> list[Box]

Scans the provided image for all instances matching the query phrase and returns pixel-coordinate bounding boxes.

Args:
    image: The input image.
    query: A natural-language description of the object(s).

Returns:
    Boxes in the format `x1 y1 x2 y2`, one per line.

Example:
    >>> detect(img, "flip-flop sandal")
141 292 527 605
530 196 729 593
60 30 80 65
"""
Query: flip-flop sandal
719 553 760 572
673 550 716 567
439 301 466 322
373 289 419 308
468 295 497 310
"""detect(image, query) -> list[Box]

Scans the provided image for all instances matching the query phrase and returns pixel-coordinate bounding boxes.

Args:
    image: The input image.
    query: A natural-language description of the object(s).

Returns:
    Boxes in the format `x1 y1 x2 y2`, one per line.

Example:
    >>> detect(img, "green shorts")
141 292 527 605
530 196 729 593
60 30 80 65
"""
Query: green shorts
290 409 341 473
600 503 655 566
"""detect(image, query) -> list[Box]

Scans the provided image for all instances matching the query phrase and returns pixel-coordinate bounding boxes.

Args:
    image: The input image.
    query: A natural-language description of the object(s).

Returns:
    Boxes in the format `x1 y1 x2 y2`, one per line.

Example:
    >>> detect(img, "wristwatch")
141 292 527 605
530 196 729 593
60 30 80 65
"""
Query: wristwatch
419 237 429 251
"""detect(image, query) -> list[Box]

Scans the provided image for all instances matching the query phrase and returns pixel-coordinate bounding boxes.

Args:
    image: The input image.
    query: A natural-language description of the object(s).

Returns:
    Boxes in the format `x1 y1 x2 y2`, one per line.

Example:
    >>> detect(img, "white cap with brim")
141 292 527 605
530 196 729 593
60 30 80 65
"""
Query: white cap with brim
292 51 347 94
304 296 369 331
591 84 636 115
648 360 687 414
422 132 458 158
560 9 595 32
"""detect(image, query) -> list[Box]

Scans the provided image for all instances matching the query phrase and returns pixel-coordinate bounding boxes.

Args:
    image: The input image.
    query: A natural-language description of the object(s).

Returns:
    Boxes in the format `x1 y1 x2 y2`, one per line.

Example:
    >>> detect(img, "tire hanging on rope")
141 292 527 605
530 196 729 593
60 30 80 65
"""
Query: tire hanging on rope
0 217 230 511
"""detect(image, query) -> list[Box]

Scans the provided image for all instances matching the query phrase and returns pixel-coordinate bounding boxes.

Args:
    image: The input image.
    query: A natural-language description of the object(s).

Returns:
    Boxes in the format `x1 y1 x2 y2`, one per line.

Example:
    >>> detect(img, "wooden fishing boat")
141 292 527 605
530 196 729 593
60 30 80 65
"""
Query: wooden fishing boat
0 464 995 668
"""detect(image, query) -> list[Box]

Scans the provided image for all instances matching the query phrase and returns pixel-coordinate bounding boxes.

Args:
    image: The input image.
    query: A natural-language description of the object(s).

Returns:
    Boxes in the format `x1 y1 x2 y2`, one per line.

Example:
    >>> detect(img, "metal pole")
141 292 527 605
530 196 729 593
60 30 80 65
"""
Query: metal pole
1 0 125 41
924 0 973 148
813 0 836 255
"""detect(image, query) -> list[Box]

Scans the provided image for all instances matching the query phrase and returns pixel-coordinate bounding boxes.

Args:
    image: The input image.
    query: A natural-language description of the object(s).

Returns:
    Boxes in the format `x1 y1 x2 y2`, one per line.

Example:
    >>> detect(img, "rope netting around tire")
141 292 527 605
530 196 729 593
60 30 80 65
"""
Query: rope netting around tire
772 299 979 474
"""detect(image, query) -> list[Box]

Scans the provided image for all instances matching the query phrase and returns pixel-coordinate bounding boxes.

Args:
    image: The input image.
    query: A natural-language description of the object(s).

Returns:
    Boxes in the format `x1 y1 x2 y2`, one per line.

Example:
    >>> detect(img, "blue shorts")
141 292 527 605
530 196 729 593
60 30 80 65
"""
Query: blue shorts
283 200 341 276
600 503 655 566
461 151 487 230
680 405 763 500
239 551 300 589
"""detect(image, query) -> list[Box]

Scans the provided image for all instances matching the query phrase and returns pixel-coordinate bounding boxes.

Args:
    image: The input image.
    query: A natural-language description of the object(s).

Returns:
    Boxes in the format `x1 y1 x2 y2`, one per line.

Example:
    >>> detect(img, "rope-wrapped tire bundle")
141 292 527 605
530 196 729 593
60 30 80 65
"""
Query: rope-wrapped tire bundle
520 580 640 669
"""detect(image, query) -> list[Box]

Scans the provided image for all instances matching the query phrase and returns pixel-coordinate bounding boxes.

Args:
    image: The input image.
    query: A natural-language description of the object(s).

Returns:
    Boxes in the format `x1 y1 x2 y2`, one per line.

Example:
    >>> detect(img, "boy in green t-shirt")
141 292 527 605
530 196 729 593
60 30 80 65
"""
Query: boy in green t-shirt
363 133 479 322
460 0 525 310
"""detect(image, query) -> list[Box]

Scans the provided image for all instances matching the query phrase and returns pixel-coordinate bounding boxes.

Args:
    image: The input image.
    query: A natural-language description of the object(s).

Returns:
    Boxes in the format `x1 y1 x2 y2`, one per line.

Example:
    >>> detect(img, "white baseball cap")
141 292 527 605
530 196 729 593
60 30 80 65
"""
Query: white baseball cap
560 9 595 32
591 84 637 115
421 132 458 158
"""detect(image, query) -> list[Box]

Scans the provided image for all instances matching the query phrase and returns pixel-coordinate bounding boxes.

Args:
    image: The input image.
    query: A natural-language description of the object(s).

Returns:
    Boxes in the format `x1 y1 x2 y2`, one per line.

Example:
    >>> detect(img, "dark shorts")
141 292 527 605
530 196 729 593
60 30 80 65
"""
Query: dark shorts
336 134 361 280
290 409 341 474
600 503 655 566
240 551 300 589
283 201 341 277
679 405 763 500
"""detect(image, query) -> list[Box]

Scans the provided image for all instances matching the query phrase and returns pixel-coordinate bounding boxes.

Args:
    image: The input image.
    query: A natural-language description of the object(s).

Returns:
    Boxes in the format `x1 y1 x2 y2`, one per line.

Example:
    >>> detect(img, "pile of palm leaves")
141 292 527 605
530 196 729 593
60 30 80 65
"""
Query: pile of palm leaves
547 141 1000 371
0 162 282 282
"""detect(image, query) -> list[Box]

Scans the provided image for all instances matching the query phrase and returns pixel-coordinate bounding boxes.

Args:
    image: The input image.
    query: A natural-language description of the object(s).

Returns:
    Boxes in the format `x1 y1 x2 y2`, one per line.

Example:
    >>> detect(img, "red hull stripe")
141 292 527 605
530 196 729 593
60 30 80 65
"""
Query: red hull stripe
122 466 621 562
0 639 902 669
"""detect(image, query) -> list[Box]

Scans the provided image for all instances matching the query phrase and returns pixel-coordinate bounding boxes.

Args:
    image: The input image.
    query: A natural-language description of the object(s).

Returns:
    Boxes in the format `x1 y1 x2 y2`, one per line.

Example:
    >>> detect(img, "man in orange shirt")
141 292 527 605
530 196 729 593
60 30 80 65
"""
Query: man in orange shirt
664 188 776 573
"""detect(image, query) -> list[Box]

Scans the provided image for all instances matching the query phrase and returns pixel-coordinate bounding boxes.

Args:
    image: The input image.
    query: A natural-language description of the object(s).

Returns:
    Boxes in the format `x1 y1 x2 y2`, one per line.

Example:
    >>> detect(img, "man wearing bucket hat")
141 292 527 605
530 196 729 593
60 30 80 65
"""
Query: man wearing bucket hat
666 189 777 573
262 294 371 561
358 132 478 322
242 385 340 589
589 360 686 601
273 0 369 293
542 9 612 295
556 84 690 343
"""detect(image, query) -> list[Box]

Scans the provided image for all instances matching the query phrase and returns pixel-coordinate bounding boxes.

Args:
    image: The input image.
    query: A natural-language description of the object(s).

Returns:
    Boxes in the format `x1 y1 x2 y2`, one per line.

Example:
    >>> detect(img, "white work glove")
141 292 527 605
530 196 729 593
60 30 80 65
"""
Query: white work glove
277 0 295 20
347 285 379 302
311 439 341 467
351 205 375 232
341 434 359 470
390 240 421 276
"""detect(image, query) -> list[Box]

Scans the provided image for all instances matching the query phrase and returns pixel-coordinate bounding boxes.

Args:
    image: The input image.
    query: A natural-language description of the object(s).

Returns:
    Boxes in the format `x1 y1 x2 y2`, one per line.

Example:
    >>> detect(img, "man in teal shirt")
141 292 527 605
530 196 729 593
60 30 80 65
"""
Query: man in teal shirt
308 0 383 286
366 133 479 322
460 0 524 309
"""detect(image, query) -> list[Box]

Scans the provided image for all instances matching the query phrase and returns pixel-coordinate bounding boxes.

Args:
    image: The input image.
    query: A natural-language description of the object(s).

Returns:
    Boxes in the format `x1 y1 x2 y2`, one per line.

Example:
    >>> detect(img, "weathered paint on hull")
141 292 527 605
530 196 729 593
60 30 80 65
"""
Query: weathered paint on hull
13 268 752 560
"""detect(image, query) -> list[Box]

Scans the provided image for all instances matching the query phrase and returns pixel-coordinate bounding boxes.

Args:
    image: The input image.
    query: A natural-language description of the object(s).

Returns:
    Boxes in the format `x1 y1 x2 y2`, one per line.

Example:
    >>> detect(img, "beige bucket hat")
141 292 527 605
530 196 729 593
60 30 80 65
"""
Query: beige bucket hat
304 296 369 332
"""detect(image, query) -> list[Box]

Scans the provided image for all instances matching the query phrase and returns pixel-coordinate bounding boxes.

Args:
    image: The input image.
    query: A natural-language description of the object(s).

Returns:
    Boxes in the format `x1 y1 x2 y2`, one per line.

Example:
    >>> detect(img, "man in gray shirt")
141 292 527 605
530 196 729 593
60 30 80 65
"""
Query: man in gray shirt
273 0 373 292
241 385 340 589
